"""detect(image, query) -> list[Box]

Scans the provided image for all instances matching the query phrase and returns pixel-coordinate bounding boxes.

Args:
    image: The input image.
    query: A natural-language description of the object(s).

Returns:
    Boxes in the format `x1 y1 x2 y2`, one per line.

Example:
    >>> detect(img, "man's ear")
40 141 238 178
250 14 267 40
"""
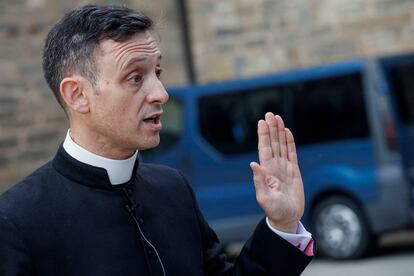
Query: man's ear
59 77 90 114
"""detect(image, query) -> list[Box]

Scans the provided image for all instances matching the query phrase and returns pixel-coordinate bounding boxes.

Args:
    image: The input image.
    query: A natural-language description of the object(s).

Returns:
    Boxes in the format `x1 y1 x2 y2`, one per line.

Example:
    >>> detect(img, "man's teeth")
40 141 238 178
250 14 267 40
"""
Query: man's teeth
144 117 158 123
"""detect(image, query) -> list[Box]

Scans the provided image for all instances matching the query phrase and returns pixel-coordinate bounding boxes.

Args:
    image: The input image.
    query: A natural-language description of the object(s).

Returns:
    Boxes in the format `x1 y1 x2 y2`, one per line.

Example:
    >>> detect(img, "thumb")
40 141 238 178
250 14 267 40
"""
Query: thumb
250 162 265 188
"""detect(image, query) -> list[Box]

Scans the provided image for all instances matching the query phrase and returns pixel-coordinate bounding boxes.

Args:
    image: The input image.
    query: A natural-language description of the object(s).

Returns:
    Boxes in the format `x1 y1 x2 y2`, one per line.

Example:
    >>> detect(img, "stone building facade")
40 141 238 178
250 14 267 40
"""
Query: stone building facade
1 0 414 191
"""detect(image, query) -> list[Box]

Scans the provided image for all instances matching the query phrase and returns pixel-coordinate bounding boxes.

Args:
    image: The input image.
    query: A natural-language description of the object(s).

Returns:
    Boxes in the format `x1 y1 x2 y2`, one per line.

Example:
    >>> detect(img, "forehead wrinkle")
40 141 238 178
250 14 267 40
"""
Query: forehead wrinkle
113 40 160 71
113 39 158 60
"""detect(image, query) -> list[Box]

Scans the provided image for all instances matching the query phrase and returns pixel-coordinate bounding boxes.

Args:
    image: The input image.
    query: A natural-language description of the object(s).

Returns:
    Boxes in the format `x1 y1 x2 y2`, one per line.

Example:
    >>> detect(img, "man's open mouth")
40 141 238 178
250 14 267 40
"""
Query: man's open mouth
143 113 162 130
143 115 160 124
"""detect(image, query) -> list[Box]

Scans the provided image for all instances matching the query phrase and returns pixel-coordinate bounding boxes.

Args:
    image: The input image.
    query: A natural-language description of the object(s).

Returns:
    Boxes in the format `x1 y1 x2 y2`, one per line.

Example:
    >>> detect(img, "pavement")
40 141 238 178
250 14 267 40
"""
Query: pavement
302 230 414 276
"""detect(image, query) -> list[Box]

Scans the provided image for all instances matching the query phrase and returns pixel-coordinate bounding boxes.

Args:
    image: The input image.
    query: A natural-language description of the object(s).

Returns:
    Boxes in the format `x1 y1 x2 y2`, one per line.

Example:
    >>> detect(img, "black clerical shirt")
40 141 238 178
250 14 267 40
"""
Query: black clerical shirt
0 145 312 275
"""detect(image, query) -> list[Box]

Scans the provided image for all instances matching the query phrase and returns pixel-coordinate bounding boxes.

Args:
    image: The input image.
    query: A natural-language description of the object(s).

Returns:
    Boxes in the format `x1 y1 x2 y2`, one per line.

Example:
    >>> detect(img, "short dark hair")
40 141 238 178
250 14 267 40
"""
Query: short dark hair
42 5 153 109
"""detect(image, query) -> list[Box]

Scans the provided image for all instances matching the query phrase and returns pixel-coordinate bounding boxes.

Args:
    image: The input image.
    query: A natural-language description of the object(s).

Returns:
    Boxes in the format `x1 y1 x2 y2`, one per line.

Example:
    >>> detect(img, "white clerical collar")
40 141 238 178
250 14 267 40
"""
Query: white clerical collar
63 130 138 185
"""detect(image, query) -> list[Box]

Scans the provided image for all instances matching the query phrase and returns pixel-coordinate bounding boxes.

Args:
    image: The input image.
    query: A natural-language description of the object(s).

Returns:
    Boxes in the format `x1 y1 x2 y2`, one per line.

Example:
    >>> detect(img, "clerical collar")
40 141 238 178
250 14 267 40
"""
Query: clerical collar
62 130 138 185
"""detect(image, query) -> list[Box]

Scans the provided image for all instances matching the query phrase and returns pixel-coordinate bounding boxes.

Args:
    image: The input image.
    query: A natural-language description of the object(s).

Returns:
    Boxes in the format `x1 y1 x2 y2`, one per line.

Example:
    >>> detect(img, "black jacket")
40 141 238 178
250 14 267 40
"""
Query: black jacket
0 146 312 275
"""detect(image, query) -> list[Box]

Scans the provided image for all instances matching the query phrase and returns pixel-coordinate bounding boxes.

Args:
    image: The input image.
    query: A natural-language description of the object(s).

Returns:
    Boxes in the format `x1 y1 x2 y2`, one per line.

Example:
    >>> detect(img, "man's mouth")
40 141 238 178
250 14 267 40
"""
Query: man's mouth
143 113 162 130
143 116 160 124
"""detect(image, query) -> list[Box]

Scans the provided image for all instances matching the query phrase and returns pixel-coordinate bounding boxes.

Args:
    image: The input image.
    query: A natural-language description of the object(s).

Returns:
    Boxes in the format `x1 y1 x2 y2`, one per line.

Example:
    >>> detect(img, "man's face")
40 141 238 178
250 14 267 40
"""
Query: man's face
86 31 168 153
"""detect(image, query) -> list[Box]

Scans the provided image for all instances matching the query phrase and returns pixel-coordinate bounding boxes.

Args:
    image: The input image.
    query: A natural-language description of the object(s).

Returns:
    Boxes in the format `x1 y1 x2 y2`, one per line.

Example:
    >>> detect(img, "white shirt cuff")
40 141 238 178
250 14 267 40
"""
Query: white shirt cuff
266 217 312 251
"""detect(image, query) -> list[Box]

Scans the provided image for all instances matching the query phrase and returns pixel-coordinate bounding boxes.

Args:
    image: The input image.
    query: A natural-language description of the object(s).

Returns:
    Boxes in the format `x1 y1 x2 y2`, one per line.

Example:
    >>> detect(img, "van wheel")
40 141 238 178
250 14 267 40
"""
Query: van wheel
311 196 374 259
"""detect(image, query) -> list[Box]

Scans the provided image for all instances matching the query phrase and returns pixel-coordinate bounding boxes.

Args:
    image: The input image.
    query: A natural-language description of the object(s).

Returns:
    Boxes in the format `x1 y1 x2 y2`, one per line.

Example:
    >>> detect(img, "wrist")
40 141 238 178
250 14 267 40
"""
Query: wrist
268 218 299 234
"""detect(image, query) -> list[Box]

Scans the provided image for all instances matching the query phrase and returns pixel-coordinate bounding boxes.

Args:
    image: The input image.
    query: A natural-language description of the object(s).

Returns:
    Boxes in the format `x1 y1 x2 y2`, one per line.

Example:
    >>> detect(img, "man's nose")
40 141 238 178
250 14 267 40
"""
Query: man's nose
147 78 169 104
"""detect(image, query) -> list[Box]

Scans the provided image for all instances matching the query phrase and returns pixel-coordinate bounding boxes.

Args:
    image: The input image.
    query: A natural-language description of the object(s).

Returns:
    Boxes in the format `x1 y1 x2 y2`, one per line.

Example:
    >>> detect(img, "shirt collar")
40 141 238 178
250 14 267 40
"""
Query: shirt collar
62 130 138 185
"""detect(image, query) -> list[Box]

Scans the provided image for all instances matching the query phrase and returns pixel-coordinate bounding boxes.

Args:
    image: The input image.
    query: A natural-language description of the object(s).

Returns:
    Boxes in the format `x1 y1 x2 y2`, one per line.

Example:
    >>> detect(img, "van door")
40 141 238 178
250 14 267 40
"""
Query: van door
382 55 414 198
190 85 286 241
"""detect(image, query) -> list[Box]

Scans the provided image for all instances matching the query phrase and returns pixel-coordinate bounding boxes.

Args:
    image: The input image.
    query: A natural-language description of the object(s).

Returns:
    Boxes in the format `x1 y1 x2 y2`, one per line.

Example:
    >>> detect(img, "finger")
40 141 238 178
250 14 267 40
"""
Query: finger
258 120 272 164
250 162 266 189
275 115 287 159
285 128 298 164
265 112 279 158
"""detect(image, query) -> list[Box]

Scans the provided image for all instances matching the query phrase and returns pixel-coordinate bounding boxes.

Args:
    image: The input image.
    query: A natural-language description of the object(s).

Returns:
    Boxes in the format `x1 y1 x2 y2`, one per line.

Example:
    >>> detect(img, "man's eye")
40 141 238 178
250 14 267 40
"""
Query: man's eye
128 74 143 83
156 68 163 79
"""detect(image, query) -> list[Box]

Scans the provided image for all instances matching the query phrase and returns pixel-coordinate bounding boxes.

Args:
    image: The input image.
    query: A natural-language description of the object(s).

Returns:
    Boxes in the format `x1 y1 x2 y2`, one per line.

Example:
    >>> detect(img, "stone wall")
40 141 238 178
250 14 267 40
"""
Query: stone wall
189 0 414 82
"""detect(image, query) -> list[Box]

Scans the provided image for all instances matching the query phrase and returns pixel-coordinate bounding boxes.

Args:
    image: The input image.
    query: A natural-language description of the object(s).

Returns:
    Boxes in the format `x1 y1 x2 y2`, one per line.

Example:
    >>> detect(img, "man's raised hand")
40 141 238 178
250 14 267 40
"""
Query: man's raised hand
250 112 305 233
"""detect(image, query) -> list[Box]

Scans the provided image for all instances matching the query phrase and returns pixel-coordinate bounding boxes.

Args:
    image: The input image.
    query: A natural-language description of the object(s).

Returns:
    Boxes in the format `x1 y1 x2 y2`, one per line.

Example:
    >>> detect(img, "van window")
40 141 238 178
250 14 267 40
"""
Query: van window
198 87 285 155
140 98 183 159
387 63 414 125
290 73 369 145
199 72 368 155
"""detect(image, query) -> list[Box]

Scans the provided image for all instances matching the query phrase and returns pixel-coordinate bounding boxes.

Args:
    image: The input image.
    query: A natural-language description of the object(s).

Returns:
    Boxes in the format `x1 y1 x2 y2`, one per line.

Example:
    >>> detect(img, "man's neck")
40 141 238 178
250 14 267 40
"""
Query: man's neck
69 124 136 160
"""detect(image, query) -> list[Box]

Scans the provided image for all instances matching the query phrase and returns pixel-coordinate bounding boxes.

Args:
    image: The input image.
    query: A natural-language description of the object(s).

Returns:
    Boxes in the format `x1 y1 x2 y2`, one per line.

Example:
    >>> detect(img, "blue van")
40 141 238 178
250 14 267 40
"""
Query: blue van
140 54 414 259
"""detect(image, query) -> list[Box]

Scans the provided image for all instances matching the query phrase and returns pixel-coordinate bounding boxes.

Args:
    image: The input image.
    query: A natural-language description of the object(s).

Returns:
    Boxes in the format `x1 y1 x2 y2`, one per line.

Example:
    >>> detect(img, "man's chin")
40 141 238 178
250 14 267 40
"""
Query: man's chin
136 137 160 151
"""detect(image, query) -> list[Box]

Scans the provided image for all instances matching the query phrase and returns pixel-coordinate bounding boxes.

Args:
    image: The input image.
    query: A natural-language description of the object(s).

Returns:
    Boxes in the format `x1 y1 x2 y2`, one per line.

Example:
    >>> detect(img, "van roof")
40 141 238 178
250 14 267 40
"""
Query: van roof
167 58 364 96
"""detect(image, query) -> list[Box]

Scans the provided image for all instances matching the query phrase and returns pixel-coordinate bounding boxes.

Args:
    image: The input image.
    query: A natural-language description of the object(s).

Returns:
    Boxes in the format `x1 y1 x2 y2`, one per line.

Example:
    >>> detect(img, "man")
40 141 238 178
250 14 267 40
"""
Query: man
0 5 313 275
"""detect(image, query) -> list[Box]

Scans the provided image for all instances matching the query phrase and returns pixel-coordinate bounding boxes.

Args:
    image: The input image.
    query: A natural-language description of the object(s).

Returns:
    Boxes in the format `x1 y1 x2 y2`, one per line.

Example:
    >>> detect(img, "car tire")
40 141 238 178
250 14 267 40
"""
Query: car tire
311 195 375 259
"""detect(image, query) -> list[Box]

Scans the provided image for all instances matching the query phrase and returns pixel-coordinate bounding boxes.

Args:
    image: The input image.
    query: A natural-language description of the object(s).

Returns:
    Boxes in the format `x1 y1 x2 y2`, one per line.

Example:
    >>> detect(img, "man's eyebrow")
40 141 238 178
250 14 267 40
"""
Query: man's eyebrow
121 57 148 71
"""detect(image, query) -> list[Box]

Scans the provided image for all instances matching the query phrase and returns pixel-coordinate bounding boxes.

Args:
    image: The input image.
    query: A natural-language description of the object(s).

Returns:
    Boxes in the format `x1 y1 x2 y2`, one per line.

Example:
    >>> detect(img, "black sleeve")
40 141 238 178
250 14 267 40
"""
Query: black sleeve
180 172 312 276
0 209 33 276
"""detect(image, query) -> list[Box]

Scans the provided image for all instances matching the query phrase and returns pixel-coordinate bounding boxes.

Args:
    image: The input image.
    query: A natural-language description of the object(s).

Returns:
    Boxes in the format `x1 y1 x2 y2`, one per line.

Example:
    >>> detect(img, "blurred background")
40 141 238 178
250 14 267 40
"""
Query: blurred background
2 0 414 274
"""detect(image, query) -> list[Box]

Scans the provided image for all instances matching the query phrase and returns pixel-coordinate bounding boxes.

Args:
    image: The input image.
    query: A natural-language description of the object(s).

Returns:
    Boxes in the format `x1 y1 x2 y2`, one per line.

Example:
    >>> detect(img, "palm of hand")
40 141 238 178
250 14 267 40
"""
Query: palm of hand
250 113 305 233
